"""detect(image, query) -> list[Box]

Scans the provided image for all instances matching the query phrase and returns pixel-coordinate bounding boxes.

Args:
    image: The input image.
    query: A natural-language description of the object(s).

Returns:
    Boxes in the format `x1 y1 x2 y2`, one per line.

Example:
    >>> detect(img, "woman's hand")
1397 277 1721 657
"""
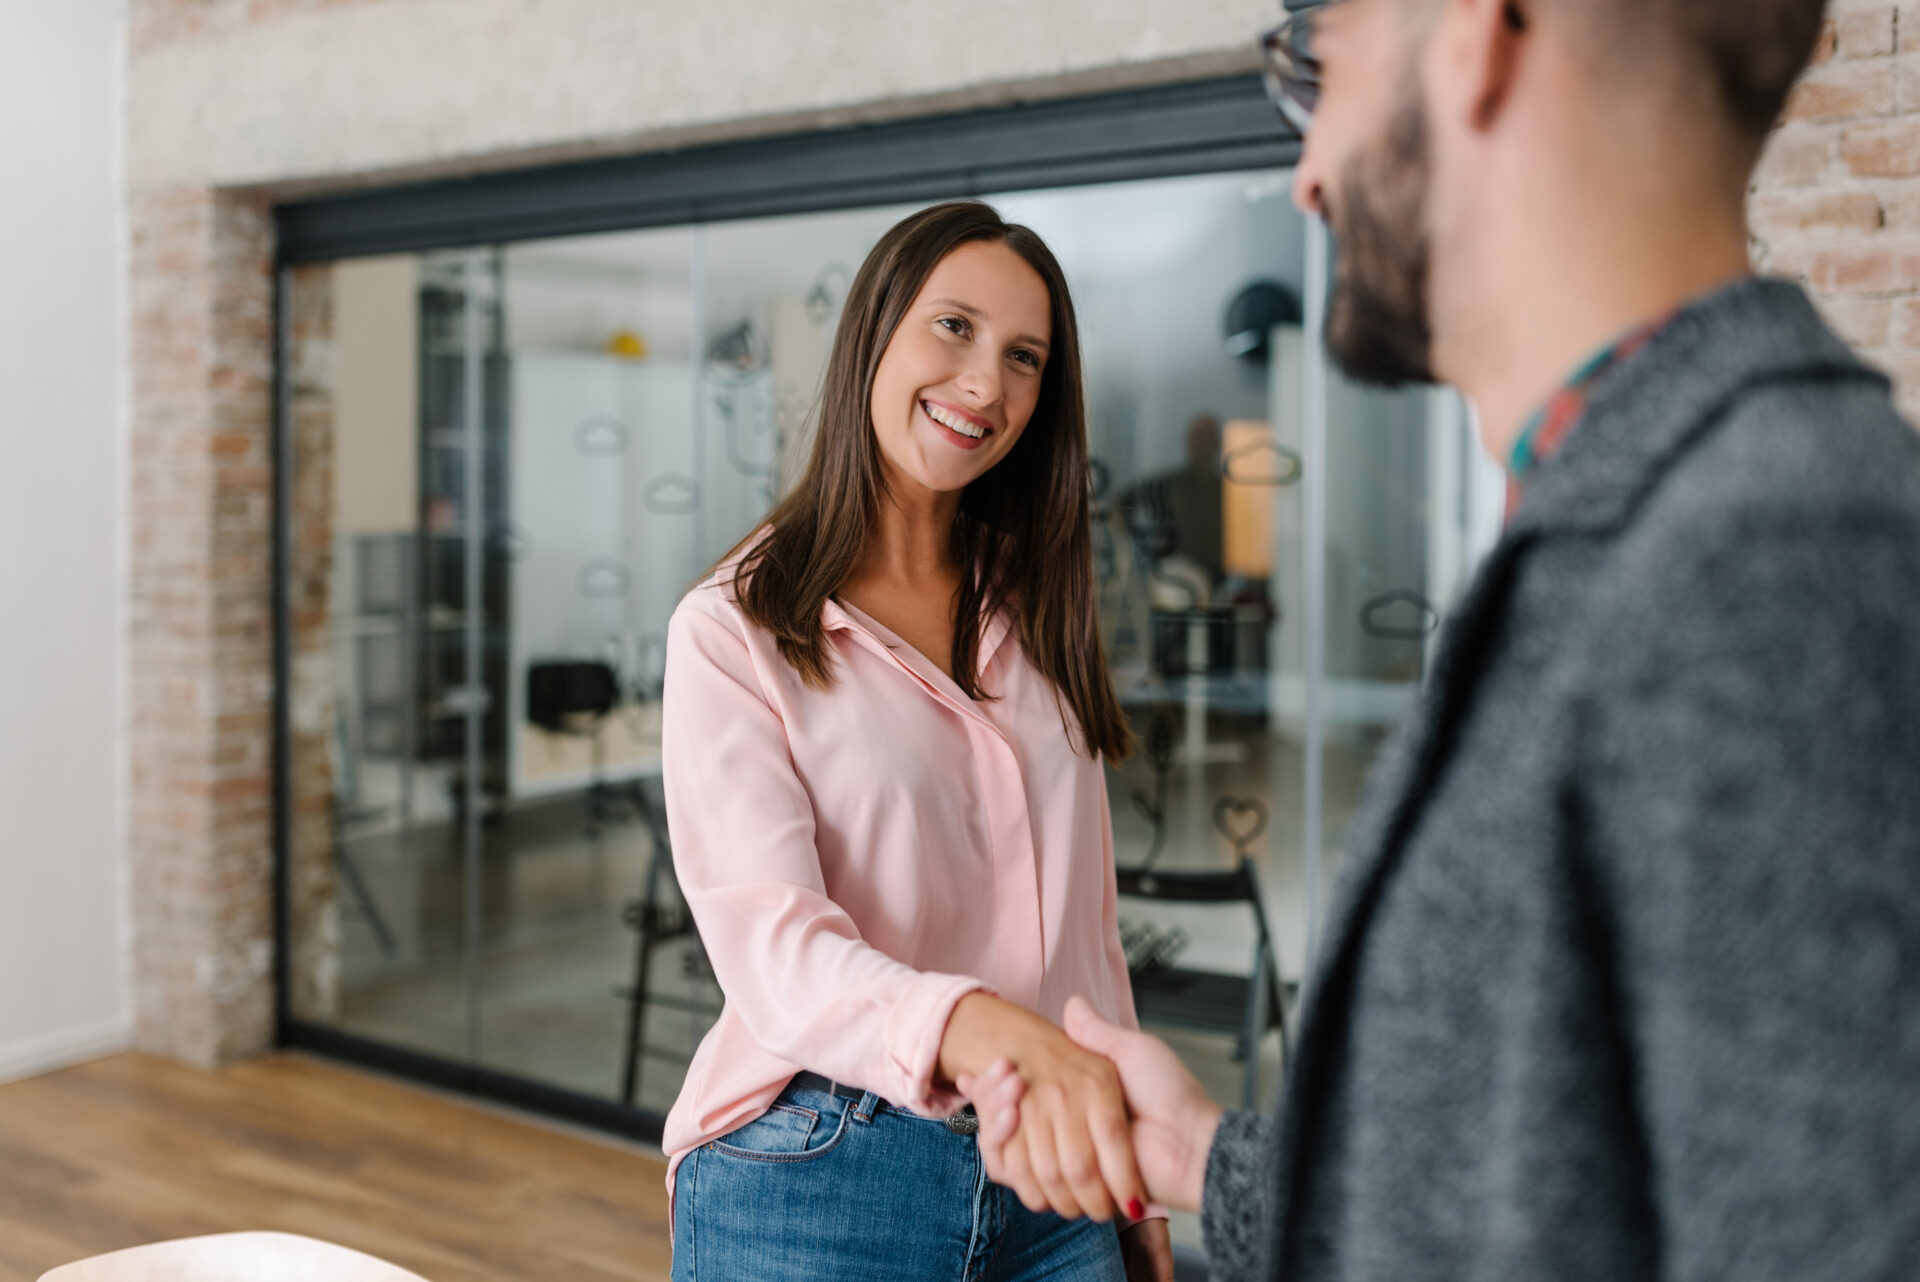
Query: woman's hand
963 997 1222 1214
939 992 1147 1223
1119 1218 1175 1282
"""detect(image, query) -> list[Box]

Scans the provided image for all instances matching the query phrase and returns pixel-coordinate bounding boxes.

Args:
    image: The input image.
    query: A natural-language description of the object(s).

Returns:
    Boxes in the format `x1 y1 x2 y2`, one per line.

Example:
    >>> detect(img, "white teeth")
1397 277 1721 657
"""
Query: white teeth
924 401 986 439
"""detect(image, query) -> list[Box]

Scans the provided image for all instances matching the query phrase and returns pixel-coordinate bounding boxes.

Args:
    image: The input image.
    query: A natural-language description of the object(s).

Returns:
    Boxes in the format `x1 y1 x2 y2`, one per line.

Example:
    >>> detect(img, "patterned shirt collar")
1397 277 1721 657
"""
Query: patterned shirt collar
1506 313 1674 517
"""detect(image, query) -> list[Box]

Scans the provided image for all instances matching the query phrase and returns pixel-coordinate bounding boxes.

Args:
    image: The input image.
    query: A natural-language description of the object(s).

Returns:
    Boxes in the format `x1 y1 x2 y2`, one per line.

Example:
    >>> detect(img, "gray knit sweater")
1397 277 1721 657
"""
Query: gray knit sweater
1201 278 1920 1281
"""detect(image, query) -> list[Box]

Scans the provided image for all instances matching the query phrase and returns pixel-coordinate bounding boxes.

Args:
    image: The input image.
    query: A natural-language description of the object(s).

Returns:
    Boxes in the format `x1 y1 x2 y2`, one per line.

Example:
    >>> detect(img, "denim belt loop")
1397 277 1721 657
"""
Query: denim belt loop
854 1090 881 1124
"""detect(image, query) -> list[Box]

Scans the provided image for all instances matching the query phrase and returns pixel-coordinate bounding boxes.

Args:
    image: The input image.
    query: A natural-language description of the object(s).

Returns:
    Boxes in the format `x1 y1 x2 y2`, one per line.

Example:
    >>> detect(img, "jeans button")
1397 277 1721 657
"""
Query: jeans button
945 1107 978 1136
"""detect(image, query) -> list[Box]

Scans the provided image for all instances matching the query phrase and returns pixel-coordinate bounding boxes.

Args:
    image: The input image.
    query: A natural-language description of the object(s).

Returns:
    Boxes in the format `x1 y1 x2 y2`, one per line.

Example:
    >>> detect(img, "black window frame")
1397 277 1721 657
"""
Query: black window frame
271 72 1297 1143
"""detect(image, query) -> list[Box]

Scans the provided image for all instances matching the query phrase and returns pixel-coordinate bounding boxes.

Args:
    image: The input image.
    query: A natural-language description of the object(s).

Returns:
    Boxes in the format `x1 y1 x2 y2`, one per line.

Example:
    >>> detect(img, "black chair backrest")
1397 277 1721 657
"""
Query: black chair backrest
1115 859 1259 904
526 660 619 731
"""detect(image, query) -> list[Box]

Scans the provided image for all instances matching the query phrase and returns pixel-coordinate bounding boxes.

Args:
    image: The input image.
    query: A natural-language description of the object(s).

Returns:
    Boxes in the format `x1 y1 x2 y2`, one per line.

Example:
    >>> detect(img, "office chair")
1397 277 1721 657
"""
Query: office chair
525 658 621 838
1116 795 1292 1110
618 775 723 1106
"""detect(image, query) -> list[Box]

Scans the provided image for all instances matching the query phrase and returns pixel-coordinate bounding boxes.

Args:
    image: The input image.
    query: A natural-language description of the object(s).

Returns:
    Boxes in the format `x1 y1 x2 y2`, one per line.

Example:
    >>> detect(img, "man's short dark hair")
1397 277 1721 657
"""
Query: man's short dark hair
1566 0 1830 145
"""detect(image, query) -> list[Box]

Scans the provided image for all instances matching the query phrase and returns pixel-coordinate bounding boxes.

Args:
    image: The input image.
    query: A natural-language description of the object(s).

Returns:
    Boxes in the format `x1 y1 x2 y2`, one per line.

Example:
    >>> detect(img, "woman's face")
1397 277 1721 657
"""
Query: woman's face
867 238 1053 498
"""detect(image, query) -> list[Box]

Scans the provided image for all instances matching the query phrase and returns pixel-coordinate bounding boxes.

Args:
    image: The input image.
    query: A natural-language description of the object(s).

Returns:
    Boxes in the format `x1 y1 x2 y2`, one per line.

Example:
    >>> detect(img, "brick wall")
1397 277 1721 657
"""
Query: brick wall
126 185 278 1067
287 265 340 1023
1752 0 1920 420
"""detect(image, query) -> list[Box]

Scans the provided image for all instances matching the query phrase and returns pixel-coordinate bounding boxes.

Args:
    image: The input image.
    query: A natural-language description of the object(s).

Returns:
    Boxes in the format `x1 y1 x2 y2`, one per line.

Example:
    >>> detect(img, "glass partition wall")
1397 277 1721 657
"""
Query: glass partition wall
281 164 1504 1151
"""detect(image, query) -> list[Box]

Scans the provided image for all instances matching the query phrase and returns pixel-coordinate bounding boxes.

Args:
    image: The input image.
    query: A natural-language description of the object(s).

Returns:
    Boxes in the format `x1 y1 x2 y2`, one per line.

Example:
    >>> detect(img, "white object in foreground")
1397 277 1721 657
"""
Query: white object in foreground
37 1232 430 1282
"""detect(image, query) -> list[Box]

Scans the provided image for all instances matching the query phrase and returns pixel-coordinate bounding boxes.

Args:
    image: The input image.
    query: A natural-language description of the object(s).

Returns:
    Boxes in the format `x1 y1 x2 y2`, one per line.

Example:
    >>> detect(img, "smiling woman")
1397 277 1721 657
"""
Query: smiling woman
662 202 1173 1280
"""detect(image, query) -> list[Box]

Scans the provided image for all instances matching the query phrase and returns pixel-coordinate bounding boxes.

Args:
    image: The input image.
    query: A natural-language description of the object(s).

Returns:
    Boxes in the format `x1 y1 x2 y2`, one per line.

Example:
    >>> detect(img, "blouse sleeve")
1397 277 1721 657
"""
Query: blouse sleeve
662 596 989 1116
1095 786 1145 1033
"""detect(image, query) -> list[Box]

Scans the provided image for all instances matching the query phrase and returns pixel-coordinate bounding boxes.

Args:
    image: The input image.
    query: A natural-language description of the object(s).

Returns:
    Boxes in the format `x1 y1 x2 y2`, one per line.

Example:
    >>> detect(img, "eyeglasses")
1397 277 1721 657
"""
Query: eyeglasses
1261 1 1527 134
1259 2 1327 136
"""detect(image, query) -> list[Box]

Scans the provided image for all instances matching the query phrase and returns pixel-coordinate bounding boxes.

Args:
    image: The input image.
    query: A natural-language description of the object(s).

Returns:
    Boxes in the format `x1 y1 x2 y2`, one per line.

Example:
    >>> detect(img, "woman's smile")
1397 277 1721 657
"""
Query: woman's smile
920 397 995 449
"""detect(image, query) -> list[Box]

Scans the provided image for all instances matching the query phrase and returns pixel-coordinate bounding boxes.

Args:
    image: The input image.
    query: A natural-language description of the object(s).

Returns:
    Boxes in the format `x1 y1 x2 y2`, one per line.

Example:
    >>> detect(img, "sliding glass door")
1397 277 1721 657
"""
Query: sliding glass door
276 88 1505 1184
282 168 1501 1140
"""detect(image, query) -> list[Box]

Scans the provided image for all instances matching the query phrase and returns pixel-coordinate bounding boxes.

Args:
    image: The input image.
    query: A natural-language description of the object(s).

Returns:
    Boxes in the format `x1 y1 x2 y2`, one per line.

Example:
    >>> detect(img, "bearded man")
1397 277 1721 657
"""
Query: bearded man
964 1 1920 1277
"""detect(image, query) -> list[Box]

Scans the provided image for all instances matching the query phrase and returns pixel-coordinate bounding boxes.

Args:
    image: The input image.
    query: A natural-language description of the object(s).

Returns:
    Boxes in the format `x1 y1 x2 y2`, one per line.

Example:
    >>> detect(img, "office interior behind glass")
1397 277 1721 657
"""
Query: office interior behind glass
283 168 1506 1185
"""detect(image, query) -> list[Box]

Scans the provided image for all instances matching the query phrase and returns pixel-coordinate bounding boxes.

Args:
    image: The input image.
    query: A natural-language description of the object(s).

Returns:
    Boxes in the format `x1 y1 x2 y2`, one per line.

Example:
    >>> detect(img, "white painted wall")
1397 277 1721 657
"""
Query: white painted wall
0 0 131 1082
126 0 1273 192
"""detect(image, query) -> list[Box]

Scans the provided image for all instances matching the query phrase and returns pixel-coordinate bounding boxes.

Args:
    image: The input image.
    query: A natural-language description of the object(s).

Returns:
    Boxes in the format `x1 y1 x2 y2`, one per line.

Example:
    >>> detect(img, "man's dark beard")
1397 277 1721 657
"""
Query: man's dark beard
1324 84 1436 387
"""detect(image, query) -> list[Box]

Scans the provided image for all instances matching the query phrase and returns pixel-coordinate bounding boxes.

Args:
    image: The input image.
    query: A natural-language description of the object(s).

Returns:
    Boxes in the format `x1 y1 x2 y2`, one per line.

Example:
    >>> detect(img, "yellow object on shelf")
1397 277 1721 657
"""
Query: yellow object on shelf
1222 419 1277 578
606 329 648 360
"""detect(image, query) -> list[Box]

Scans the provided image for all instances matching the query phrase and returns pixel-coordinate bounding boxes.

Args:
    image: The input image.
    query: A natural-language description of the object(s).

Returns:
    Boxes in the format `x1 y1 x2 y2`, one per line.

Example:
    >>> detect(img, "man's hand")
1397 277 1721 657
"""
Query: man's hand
963 996 1224 1213
938 992 1149 1223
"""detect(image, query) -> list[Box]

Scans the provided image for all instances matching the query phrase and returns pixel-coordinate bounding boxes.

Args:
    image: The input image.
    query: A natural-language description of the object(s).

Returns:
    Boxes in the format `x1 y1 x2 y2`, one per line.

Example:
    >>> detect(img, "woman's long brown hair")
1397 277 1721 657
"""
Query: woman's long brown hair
711 200 1133 762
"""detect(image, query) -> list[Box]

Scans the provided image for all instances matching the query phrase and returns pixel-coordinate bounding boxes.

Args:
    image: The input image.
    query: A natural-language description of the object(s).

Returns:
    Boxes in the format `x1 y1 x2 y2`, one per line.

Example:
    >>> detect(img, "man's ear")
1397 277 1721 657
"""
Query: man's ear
1439 0 1529 132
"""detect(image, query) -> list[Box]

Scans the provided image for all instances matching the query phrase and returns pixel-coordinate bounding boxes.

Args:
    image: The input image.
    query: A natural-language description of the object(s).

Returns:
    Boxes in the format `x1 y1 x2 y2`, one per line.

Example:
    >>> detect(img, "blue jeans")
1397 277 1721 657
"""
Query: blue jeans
672 1084 1124 1281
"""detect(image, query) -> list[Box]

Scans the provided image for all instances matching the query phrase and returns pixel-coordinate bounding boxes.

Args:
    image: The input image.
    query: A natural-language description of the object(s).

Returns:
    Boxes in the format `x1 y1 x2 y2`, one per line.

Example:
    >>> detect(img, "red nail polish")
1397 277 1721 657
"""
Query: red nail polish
1127 1197 1145 1220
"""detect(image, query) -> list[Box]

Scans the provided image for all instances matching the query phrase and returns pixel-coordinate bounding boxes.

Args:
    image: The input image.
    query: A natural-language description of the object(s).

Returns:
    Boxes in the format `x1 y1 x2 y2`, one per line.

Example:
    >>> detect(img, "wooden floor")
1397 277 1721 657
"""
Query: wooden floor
0 1053 673 1282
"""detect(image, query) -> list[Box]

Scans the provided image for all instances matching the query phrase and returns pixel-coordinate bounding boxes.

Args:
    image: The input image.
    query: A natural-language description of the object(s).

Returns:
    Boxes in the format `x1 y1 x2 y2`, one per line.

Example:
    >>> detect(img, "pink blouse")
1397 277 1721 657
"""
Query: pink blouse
658 559 1143 1197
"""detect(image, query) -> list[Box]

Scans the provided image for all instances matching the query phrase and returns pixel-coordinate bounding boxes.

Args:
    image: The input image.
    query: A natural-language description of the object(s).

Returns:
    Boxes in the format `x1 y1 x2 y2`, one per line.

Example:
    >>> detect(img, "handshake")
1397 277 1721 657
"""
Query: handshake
944 993 1226 1227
